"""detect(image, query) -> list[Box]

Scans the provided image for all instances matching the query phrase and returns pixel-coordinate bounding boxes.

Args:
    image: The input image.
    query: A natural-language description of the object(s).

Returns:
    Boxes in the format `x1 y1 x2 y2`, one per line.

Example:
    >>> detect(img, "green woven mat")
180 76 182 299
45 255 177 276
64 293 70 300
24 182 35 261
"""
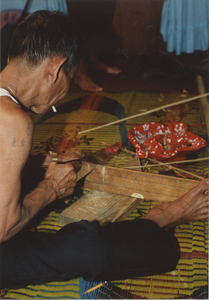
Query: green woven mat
1 90 208 299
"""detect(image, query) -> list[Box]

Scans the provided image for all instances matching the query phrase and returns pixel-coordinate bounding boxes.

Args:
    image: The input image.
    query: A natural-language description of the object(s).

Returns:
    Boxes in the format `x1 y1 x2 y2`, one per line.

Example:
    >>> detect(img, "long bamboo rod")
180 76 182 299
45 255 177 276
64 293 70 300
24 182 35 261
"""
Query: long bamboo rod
197 76 209 139
124 157 209 169
78 93 209 135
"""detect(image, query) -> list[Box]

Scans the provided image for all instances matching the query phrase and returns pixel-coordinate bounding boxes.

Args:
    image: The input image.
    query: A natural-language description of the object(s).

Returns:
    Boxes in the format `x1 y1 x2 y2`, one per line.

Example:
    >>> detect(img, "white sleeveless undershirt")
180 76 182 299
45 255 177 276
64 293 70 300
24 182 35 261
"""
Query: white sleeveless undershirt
0 88 20 106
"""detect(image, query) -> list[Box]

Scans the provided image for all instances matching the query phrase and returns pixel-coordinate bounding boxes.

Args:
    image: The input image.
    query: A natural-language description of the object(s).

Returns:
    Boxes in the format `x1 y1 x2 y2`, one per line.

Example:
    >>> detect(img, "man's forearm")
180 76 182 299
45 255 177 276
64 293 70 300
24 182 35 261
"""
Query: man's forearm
6 178 57 240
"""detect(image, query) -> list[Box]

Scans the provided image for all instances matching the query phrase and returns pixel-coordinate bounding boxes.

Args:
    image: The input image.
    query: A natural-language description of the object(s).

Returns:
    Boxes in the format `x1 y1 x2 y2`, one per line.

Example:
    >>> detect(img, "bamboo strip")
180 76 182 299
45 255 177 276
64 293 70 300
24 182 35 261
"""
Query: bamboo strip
101 142 204 180
78 93 209 135
123 157 209 169
147 158 187 179
197 76 209 139
147 158 203 180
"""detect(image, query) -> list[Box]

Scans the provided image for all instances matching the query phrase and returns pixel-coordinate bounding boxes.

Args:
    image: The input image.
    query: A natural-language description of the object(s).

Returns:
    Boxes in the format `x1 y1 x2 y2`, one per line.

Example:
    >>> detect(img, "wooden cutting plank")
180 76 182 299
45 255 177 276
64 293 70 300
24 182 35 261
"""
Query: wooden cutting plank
82 165 199 202
59 190 143 226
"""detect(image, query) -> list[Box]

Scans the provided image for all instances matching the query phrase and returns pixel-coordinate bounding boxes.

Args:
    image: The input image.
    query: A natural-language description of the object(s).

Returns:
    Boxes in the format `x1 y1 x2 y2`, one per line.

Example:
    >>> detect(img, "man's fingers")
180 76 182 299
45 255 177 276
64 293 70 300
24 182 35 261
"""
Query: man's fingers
71 160 82 174
58 149 85 162
45 160 79 199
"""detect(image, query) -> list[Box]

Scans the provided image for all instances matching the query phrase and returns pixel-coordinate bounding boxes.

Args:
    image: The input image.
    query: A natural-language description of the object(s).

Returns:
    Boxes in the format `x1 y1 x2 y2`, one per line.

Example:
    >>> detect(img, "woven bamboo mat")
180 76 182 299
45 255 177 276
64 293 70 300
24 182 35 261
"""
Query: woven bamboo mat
1 90 208 299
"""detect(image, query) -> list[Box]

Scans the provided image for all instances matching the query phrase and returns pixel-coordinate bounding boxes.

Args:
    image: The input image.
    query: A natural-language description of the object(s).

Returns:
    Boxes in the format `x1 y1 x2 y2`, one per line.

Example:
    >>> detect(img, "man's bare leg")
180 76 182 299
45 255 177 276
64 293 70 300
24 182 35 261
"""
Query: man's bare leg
88 34 121 75
74 32 121 92
74 57 103 92
144 179 209 228
74 58 121 92
92 61 121 74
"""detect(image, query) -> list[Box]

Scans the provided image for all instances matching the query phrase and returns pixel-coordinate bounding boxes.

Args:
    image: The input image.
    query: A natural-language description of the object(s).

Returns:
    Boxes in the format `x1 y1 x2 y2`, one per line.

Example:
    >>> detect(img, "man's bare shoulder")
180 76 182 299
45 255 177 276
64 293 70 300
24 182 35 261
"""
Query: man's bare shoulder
0 95 32 124
0 96 34 164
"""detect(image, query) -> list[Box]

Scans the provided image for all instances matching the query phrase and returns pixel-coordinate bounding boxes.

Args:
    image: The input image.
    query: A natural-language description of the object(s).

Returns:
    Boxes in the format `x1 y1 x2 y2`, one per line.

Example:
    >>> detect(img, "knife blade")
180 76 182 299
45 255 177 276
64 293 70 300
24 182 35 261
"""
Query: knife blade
52 141 122 181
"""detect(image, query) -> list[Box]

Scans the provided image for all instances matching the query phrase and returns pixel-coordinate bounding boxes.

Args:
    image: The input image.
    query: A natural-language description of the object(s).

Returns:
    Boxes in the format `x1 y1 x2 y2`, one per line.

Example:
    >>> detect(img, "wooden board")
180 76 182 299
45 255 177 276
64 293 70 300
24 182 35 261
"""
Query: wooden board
59 190 142 226
83 165 199 202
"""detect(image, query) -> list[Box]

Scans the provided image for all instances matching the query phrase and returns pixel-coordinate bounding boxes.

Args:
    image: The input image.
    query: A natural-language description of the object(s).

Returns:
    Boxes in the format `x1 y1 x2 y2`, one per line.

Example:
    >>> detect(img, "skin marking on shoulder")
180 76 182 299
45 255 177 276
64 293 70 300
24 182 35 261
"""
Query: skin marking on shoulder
26 122 31 137
11 138 16 147
21 138 25 147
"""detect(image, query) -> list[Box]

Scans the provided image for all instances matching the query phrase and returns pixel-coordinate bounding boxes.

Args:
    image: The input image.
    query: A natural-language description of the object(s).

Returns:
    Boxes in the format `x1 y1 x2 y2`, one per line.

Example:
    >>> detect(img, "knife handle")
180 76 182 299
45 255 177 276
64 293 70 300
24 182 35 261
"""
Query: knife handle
57 159 82 174
49 151 58 162
49 152 82 173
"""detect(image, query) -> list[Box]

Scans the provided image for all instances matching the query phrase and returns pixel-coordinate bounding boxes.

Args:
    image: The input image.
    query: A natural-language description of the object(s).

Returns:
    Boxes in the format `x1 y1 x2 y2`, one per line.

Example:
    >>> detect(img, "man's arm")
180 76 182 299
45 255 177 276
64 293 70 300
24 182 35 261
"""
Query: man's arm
0 100 82 243
0 100 34 243
6 160 78 240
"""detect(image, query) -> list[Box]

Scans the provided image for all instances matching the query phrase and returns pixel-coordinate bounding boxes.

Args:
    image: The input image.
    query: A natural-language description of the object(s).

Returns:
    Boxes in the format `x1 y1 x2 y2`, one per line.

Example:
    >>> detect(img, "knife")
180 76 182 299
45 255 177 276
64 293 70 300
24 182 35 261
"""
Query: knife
49 141 122 181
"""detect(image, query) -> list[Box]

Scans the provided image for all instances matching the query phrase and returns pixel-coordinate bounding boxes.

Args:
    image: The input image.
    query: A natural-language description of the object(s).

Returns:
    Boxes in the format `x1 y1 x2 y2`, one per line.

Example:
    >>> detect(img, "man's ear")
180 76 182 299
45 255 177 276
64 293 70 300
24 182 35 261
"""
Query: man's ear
48 56 68 84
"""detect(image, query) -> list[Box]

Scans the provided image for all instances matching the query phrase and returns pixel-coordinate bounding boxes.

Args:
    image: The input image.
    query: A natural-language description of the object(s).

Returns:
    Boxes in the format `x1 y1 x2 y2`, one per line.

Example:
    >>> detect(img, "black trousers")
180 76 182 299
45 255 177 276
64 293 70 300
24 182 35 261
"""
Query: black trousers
0 219 178 289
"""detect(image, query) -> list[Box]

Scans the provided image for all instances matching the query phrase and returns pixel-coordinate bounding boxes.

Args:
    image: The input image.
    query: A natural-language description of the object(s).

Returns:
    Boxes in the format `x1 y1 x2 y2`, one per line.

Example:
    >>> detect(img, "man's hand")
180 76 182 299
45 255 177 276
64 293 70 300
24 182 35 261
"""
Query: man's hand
44 160 80 199
44 149 84 199
57 149 85 162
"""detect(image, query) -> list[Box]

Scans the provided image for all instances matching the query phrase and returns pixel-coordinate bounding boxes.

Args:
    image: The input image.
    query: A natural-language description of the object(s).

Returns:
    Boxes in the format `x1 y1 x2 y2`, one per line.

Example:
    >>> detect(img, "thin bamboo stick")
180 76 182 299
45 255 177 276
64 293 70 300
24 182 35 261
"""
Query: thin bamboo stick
78 93 209 135
123 157 209 169
101 142 204 179
147 158 187 179
147 158 203 180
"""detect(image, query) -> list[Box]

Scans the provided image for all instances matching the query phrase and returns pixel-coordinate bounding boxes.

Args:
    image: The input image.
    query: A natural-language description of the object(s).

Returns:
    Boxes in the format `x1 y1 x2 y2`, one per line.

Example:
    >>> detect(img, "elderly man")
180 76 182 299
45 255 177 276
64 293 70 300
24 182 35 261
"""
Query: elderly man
0 10 208 289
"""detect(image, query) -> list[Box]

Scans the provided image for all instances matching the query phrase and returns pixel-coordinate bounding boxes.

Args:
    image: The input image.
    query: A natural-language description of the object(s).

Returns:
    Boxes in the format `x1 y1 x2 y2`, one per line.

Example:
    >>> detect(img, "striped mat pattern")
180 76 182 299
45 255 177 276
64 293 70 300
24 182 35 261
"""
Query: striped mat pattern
0 90 208 299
